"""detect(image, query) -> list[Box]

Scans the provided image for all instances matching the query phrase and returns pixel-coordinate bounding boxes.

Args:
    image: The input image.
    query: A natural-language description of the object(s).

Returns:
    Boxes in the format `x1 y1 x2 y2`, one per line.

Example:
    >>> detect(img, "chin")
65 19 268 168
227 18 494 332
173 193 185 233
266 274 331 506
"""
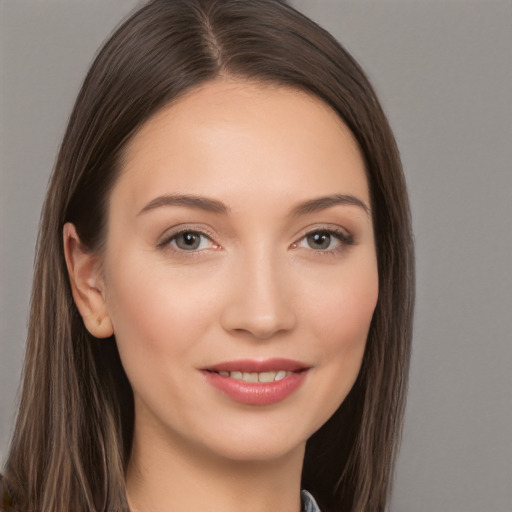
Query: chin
208 436 307 464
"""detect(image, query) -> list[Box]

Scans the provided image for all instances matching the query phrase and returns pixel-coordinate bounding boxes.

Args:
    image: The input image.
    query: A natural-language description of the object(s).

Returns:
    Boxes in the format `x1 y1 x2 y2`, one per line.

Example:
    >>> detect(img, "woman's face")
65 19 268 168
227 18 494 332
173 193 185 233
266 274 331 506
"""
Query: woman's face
101 80 378 462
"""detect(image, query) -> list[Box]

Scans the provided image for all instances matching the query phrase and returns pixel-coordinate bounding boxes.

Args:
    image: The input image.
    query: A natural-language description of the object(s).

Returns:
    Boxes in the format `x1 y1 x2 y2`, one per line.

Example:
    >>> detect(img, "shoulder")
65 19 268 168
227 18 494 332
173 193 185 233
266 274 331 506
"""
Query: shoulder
0 475 15 512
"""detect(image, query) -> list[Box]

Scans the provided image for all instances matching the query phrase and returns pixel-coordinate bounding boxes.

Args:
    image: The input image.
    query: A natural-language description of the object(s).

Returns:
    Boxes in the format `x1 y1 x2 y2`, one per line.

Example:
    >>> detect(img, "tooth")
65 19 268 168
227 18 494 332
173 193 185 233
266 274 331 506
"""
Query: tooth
274 370 287 381
259 371 277 383
224 370 291 382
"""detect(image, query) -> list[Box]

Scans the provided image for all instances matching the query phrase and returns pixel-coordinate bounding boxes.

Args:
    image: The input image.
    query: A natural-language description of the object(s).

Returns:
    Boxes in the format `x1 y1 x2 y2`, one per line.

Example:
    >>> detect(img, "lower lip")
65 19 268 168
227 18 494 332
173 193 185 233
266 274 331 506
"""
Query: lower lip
202 370 308 406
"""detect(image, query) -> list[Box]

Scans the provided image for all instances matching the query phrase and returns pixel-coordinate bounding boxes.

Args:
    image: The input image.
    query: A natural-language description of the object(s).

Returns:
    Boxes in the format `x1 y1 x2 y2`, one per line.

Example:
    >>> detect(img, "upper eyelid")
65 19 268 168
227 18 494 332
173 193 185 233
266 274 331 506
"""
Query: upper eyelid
294 223 353 240
158 224 217 245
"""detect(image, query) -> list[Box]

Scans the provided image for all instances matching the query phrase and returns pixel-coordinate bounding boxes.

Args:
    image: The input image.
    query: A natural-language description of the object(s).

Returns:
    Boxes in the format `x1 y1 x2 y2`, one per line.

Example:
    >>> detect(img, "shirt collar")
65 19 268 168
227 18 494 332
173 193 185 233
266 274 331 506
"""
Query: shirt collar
301 489 322 512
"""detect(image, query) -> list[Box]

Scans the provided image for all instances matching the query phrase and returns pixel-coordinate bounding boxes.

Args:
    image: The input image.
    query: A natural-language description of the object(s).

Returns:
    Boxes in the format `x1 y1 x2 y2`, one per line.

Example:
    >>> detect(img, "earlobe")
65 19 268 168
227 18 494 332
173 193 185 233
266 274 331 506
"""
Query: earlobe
63 223 114 338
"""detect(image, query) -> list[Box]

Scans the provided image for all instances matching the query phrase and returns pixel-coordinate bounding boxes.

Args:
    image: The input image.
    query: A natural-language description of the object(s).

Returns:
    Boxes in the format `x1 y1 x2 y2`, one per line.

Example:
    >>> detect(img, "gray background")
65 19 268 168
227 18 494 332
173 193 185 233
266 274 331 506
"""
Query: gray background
1 1 511 511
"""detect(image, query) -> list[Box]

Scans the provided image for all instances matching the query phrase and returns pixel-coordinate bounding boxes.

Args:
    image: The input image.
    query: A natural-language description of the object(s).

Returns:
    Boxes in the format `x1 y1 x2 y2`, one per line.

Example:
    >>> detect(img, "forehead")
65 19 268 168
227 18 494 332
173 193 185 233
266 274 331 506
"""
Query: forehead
114 79 369 213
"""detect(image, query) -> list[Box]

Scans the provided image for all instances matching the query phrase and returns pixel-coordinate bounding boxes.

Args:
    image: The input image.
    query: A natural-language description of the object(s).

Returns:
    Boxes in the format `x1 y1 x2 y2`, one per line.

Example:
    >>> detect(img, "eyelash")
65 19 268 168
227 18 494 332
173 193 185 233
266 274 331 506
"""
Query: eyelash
157 227 218 254
293 227 354 255
157 226 354 256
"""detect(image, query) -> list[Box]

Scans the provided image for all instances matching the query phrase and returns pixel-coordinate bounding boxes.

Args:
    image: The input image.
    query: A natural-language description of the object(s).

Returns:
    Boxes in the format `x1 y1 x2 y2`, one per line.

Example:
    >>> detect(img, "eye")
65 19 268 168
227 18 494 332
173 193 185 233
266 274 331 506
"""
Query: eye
296 228 353 252
301 231 340 251
168 231 215 251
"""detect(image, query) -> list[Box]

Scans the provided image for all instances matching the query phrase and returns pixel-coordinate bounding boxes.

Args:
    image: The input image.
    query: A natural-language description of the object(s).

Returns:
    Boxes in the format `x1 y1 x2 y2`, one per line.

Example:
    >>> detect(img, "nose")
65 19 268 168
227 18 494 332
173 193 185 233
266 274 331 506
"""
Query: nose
220 251 297 340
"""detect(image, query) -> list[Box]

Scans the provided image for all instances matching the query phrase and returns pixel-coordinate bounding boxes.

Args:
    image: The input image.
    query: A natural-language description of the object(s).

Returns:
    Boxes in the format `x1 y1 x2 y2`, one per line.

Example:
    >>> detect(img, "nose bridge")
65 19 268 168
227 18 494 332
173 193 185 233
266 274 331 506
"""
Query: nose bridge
221 244 296 339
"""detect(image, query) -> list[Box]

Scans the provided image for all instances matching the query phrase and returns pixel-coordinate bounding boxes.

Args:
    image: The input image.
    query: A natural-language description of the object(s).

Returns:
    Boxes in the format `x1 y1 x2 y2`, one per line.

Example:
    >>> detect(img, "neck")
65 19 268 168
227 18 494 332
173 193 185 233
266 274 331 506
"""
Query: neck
126 423 305 512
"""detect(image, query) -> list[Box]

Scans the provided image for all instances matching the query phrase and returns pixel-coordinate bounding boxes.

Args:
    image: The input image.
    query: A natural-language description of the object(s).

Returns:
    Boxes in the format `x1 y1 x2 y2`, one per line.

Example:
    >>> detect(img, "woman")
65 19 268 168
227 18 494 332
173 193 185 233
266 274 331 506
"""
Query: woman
0 0 414 511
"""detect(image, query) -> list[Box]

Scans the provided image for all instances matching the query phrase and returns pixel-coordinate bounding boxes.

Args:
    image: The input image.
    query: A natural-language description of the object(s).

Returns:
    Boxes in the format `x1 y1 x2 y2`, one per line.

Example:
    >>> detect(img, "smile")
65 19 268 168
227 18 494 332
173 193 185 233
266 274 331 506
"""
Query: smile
215 370 291 382
202 359 310 405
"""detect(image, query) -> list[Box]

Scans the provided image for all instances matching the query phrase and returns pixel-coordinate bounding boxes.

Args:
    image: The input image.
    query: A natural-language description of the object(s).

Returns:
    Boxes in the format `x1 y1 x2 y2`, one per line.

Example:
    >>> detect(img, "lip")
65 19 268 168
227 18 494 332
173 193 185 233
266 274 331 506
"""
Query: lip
202 358 310 406
205 358 308 373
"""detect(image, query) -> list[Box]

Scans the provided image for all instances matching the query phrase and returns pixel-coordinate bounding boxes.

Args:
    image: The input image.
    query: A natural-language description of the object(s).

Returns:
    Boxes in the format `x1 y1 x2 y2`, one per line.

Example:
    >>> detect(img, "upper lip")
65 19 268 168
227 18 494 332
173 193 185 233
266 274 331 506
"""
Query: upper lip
204 358 309 373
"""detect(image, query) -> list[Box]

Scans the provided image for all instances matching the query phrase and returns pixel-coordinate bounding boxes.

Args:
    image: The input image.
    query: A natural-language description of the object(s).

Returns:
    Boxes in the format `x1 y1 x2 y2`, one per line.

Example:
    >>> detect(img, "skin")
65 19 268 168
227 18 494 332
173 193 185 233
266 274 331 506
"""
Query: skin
64 79 378 512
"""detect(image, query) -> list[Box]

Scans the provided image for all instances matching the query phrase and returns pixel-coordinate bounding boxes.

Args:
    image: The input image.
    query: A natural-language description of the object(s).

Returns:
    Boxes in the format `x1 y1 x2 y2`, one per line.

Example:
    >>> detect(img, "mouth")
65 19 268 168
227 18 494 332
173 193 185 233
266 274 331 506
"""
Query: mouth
207 369 298 383
201 359 310 405
204 358 309 380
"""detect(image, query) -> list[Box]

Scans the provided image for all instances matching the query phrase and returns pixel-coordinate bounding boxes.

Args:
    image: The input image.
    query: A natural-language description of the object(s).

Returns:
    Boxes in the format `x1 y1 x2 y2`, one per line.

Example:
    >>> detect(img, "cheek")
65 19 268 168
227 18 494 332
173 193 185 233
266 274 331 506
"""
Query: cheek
304 256 378 411
103 255 219 368
308 259 378 355
303 270 377 432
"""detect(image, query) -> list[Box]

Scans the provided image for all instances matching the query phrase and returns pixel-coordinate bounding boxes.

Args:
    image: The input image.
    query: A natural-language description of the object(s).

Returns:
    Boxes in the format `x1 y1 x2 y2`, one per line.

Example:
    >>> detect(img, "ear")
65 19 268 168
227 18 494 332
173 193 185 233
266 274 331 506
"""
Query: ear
63 222 114 338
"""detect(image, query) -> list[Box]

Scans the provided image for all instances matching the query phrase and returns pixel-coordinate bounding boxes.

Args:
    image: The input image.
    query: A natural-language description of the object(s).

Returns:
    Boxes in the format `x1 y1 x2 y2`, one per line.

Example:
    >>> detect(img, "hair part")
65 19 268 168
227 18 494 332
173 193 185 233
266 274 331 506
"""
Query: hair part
4 1 414 511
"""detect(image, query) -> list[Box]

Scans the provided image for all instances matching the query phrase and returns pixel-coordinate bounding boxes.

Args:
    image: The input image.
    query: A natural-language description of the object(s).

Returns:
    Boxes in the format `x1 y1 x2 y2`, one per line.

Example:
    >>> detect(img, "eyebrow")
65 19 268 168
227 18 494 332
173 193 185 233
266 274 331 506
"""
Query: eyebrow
290 194 371 217
137 192 371 217
138 194 229 216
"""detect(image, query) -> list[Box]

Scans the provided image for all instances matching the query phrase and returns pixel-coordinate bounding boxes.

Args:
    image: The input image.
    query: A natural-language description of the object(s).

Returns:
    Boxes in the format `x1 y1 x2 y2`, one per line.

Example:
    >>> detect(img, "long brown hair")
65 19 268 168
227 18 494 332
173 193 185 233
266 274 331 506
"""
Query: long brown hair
3 1 414 511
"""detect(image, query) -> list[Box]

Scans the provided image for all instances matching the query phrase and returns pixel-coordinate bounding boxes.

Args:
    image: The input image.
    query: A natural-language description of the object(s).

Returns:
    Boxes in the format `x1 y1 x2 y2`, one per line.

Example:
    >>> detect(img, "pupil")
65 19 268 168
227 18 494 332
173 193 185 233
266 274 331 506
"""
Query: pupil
308 232 331 250
184 233 196 245
177 232 200 250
